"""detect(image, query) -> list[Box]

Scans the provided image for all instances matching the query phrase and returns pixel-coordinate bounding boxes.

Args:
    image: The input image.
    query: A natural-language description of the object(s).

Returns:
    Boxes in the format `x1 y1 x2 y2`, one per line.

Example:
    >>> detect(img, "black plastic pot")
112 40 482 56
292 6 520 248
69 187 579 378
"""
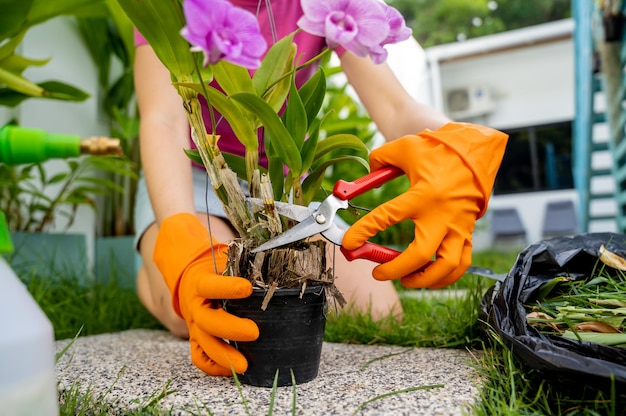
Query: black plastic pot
224 285 326 387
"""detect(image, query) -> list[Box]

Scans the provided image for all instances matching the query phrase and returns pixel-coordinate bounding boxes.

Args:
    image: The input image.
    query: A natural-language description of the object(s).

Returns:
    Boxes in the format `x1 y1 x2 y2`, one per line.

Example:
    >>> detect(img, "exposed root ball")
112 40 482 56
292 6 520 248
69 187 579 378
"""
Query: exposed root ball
226 239 346 308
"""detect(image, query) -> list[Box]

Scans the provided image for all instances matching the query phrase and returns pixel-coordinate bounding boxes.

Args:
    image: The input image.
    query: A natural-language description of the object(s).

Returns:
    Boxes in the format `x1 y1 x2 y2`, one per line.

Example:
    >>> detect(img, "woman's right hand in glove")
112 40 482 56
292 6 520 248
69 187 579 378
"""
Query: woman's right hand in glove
343 122 508 289
153 213 259 375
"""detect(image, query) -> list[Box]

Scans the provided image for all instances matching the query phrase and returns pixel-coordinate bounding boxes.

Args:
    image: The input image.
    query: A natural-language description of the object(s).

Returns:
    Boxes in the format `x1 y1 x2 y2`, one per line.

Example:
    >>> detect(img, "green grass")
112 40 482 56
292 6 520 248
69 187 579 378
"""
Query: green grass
469 337 623 416
22 271 163 340
16 249 626 415
325 275 488 348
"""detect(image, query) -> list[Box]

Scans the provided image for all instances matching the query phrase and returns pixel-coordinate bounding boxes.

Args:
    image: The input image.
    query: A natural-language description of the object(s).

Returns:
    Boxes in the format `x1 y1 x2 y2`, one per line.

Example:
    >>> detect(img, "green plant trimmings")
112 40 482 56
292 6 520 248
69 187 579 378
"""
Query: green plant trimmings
525 245 626 348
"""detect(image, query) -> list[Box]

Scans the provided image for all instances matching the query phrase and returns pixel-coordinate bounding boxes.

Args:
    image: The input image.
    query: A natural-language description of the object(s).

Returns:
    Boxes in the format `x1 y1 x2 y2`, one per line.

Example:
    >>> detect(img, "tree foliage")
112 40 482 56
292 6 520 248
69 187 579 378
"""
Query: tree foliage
388 0 571 48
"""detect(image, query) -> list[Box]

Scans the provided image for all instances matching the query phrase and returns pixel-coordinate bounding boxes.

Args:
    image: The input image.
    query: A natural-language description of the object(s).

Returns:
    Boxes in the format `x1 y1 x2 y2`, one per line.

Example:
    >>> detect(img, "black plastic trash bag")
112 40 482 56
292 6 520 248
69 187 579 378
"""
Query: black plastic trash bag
480 232 626 398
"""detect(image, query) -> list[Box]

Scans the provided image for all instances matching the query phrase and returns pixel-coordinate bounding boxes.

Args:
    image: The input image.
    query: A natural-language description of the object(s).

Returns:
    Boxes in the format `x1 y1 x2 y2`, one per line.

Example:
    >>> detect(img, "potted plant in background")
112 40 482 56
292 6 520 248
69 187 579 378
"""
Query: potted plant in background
0 0 136 281
116 0 410 386
0 0 96 108
76 1 142 287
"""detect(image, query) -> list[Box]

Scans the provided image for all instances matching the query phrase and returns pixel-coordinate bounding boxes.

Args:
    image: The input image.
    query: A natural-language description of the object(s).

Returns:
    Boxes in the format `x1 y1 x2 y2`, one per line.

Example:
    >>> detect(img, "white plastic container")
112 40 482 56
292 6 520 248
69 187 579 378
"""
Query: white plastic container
0 257 59 416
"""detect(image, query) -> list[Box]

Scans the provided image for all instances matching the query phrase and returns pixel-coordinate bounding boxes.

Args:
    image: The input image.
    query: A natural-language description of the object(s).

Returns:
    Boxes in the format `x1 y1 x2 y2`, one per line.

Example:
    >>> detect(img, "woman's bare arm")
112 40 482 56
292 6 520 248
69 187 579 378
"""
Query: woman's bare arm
339 52 450 141
134 44 197 224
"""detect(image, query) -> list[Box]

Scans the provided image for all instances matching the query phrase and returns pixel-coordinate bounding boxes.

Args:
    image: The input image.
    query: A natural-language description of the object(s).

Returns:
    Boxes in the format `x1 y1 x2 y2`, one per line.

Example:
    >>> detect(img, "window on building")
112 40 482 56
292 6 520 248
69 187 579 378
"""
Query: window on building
493 121 573 195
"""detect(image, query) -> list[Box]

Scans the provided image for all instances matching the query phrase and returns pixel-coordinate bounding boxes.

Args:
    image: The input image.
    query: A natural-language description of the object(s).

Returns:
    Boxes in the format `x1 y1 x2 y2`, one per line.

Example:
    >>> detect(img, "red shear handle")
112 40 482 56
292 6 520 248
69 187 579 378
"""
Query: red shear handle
333 166 403 201
340 242 401 263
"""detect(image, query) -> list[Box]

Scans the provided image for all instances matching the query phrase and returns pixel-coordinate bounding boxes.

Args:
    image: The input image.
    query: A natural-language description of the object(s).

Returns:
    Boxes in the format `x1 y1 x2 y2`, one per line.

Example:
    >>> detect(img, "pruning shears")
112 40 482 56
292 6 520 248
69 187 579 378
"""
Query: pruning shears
250 166 404 263
249 166 508 282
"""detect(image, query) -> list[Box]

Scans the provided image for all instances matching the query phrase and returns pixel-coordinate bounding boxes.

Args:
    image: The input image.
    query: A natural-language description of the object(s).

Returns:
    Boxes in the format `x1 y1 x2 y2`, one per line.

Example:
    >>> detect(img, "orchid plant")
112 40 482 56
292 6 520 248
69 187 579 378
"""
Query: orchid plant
116 0 410 244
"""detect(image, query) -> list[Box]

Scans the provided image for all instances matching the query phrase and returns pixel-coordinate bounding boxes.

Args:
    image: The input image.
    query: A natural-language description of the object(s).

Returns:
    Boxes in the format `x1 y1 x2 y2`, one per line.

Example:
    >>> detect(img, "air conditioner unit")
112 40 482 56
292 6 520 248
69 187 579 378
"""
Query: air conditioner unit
444 85 494 120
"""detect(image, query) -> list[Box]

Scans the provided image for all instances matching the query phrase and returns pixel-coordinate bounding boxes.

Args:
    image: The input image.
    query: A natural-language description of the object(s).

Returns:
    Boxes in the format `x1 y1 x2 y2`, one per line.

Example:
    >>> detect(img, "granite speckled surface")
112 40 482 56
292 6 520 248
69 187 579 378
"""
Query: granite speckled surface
56 329 482 415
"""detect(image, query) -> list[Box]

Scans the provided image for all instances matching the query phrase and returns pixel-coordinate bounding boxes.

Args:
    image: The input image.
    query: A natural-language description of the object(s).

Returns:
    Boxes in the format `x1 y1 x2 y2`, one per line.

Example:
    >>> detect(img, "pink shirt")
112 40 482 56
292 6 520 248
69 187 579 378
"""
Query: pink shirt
135 0 342 167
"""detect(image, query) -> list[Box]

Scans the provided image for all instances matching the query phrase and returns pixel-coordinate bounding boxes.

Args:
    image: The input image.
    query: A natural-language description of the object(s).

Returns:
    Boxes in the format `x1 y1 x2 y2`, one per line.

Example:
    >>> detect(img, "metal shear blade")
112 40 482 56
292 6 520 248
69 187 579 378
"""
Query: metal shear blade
246 198 311 222
249 167 407 263
248 195 508 280
248 196 348 252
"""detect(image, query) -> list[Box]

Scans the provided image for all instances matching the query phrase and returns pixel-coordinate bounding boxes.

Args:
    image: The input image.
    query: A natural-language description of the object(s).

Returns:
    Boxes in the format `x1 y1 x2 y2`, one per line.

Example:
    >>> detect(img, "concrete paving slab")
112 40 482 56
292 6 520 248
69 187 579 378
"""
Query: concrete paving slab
56 329 482 415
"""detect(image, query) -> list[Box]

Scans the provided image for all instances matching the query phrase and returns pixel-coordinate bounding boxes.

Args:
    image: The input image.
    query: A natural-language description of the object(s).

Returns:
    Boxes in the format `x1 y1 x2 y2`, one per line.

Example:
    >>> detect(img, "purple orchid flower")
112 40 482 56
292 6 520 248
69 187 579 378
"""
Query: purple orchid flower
181 0 267 68
368 3 412 63
380 3 412 47
298 0 411 64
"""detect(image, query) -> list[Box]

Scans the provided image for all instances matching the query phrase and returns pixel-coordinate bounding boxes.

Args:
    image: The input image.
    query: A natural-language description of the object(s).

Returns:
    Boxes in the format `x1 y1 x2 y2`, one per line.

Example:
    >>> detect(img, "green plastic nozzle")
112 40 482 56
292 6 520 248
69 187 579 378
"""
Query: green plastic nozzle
0 125 81 165
0 125 122 253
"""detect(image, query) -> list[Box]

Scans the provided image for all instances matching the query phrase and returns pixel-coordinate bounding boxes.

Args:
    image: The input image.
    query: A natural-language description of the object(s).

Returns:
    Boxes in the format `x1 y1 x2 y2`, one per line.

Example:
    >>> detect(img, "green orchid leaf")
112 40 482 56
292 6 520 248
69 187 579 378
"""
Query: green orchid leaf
203 88 257 150
301 155 369 205
213 60 255 96
212 60 257 128
186 149 257 183
314 134 369 159
183 149 204 166
298 68 326 124
230 91 302 174
223 152 256 181
284 170 297 200
116 0 195 78
267 155 284 201
252 32 296 112
175 82 257 150
300 115 325 173
264 128 278 159
284 79 307 151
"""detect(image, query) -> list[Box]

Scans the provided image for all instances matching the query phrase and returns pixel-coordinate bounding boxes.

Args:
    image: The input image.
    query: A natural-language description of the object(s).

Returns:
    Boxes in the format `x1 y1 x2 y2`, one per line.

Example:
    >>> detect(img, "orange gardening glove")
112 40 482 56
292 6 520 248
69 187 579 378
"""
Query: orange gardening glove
153 213 259 376
343 122 508 289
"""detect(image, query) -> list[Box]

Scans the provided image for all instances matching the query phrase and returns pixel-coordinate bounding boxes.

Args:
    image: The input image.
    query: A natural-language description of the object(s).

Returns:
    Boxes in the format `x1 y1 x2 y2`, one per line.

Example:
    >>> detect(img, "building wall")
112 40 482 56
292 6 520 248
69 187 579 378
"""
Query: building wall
437 39 574 130
426 19 616 250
